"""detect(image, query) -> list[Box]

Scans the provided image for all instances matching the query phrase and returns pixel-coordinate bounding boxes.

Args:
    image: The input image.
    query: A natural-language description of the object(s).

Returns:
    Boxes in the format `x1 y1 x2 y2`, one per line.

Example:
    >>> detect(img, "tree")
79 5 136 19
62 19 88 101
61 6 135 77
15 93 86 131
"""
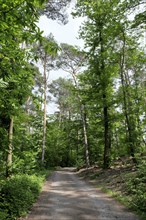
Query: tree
0 61 37 176
0 0 46 176
0 0 72 175
73 0 146 167
73 0 120 168
121 0 146 28
34 34 59 164
48 77 81 167
57 44 90 167
41 0 72 24
49 77 74 123
117 32 146 161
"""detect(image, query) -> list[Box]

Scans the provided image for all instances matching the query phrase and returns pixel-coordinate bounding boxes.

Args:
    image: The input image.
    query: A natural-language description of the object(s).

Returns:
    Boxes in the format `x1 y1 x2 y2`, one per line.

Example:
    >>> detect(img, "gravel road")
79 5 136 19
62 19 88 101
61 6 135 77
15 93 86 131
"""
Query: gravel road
23 168 140 220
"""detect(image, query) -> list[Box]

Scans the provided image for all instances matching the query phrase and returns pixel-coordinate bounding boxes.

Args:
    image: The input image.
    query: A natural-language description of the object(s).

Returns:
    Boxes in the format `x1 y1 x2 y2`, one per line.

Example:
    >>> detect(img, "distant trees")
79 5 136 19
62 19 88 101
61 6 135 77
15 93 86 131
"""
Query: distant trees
47 78 78 167
57 44 90 167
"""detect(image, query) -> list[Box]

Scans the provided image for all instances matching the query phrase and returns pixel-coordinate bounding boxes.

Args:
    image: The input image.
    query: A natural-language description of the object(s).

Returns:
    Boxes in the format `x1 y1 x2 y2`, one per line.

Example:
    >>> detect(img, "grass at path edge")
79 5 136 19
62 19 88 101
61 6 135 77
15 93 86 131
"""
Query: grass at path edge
77 165 146 220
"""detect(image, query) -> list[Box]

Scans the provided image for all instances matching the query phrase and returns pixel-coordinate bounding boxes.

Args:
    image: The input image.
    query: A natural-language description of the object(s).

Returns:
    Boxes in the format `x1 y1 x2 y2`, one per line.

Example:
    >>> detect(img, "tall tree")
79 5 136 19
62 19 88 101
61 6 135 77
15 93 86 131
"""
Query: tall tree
73 0 120 168
73 0 146 167
57 44 90 167
35 35 59 164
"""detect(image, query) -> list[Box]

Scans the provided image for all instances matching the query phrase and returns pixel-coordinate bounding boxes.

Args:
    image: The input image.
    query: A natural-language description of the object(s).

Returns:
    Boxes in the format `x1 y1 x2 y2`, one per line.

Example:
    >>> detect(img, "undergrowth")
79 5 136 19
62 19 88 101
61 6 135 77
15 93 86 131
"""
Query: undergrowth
104 162 146 219
125 162 146 216
0 170 52 220
78 160 146 219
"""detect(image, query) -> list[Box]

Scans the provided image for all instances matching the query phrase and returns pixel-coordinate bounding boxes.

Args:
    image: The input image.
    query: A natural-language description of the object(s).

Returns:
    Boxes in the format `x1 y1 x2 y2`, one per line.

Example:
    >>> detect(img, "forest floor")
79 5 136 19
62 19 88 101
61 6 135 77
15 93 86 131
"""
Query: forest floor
77 164 136 198
20 166 141 220
77 162 146 220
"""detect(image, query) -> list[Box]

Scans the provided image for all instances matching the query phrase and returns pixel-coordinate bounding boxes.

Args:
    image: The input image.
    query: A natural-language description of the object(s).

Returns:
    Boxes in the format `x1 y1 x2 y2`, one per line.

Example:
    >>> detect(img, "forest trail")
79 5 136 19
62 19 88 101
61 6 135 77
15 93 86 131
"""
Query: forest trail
22 168 140 220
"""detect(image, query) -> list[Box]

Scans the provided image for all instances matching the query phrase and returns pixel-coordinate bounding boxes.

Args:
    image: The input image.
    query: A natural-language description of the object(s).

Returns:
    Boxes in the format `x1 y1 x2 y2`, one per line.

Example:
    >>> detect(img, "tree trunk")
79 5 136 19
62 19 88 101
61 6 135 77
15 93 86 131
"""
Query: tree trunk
71 72 90 168
119 31 137 163
6 117 14 177
99 30 111 169
81 104 90 168
26 96 31 133
103 105 111 169
42 53 47 164
120 72 137 163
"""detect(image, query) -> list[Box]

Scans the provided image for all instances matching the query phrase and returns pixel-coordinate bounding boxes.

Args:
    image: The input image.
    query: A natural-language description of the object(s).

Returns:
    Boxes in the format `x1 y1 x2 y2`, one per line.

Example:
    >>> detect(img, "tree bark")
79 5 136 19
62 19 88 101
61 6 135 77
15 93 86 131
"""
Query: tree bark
42 53 47 164
6 117 14 177
72 72 90 168
81 104 90 168
26 96 31 133
119 31 137 163
99 30 111 169
103 105 111 169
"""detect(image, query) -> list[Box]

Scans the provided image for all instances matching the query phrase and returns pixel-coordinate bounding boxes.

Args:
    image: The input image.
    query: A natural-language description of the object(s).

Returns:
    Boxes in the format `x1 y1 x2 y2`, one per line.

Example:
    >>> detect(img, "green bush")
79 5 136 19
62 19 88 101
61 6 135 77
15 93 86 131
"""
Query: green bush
0 174 44 220
126 162 146 213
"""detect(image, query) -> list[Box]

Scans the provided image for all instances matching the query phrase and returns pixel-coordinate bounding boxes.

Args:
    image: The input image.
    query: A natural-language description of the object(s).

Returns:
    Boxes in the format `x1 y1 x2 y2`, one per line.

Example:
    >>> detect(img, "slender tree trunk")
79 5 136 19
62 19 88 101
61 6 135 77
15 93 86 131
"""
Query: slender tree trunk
133 70 143 148
103 104 111 169
72 72 90 168
6 117 14 177
100 30 111 169
58 104 62 127
42 53 47 164
26 96 31 115
115 128 119 151
119 32 137 163
120 72 137 163
81 104 90 168
26 96 31 133
76 129 80 165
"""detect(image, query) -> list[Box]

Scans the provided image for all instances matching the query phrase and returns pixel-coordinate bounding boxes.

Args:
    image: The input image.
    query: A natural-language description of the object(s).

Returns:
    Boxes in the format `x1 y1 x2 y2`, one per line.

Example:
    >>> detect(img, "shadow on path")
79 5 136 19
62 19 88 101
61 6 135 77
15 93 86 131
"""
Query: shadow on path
22 170 140 220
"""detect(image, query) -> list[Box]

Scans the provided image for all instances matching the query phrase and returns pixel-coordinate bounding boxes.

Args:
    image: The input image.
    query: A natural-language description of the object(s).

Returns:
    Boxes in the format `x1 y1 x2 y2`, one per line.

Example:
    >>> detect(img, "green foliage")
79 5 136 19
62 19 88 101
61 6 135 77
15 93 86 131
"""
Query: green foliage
71 0 146 169
126 162 146 213
13 151 37 174
41 0 72 24
76 156 85 170
45 118 77 167
0 174 44 220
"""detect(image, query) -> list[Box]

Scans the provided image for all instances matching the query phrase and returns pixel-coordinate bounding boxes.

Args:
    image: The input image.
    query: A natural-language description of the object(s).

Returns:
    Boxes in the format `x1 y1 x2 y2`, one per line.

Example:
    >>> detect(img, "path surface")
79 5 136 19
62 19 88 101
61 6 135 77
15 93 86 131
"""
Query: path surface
23 168 140 220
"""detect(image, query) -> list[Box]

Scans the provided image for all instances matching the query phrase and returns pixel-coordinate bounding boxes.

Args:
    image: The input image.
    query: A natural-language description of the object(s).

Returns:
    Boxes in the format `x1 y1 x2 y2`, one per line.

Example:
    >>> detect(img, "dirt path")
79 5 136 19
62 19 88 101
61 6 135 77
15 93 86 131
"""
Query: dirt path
22 169 140 220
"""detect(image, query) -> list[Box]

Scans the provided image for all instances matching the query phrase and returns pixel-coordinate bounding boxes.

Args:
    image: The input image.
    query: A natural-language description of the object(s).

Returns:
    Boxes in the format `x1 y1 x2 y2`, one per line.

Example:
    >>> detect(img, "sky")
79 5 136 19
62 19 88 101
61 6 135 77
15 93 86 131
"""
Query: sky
37 3 84 114
37 3 85 80
38 14 84 79
38 15 84 48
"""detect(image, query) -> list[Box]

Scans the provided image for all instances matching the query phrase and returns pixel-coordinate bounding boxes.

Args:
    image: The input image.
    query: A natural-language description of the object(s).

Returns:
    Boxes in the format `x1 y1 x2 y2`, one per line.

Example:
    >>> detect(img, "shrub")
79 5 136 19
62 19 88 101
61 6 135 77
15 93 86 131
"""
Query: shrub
0 174 44 220
126 162 146 213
